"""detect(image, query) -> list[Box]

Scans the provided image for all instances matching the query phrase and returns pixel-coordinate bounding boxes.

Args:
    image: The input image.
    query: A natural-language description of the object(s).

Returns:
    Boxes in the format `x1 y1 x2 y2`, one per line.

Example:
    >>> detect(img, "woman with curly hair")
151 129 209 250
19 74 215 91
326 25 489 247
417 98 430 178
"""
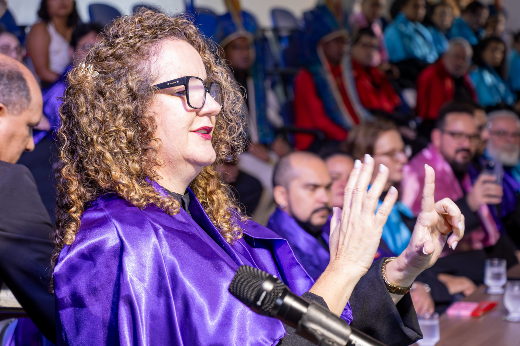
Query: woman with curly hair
53 10 464 345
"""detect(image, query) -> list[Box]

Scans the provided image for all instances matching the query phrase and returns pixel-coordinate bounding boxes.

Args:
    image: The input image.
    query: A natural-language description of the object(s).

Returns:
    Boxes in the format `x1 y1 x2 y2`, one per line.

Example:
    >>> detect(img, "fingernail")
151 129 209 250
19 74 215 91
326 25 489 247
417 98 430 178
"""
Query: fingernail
354 159 362 169
422 246 428 255
425 164 429 170
364 154 371 163
458 221 463 230
389 186 397 195
379 164 387 173
452 241 458 250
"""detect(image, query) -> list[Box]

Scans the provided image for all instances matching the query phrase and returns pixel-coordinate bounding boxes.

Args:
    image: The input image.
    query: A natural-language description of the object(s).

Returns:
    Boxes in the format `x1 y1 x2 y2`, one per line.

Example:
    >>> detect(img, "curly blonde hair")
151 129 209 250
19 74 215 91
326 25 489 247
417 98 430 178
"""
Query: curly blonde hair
52 11 247 268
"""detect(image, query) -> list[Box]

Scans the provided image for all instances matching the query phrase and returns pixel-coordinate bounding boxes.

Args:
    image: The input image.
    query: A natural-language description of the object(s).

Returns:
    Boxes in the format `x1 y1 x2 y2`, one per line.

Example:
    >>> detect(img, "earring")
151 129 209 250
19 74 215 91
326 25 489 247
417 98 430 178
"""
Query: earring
280 204 285 209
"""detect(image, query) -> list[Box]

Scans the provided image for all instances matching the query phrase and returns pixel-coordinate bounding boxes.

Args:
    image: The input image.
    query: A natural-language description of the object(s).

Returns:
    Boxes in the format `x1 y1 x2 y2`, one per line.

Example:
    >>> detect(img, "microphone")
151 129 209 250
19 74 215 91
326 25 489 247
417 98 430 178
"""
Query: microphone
229 265 387 346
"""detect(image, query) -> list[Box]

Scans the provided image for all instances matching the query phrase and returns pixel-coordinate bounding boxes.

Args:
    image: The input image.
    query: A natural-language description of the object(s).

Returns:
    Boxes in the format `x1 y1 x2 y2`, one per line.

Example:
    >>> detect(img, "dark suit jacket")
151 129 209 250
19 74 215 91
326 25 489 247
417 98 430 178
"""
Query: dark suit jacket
281 259 422 346
0 160 56 343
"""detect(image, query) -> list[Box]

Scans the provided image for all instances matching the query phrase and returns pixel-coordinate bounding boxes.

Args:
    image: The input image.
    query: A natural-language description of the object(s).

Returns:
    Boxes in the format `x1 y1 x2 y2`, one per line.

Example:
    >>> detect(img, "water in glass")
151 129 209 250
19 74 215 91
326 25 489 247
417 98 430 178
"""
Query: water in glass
504 281 520 322
484 258 507 294
417 313 440 346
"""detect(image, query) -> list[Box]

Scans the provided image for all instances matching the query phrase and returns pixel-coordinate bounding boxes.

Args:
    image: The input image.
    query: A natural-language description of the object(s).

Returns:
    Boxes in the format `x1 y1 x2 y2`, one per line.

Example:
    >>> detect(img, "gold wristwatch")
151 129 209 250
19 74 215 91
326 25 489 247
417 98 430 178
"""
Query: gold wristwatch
381 257 412 295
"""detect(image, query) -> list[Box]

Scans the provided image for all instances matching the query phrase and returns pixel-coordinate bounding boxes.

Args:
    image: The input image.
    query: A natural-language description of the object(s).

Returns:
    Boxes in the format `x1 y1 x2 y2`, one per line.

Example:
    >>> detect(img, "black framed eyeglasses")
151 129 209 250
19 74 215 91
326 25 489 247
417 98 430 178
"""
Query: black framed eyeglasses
153 76 222 109
441 130 481 144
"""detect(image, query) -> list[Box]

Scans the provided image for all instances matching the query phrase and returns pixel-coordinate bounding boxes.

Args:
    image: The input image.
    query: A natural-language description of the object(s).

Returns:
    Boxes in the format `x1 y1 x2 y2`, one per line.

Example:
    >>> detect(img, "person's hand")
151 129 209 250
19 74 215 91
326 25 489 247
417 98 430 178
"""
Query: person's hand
466 174 503 212
310 154 397 315
410 282 435 316
437 273 477 296
386 165 464 287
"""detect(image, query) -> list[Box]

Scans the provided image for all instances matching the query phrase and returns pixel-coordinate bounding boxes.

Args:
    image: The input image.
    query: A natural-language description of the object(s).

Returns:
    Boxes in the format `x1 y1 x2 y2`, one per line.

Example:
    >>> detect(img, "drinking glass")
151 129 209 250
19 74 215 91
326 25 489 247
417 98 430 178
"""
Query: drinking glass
484 258 507 294
504 281 520 322
417 313 440 346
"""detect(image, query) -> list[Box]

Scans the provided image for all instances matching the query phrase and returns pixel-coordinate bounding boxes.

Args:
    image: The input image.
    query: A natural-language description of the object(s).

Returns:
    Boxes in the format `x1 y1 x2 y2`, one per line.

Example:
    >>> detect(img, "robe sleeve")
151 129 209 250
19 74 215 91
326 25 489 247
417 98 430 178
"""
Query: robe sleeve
349 258 422 346
55 205 180 346
384 27 406 64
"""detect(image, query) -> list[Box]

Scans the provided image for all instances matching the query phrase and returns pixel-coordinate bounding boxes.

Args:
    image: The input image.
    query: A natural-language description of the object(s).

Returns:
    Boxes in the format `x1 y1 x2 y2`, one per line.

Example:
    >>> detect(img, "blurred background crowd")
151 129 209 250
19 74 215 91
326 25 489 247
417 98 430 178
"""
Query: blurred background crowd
2 0 520 340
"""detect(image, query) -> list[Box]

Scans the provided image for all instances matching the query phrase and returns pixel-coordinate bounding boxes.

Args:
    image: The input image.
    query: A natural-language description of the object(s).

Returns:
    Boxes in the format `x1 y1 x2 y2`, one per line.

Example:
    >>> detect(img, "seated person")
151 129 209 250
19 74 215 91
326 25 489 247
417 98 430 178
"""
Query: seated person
416 38 476 125
484 110 520 249
508 31 520 98
324 152 354 211
0 26 24 62
484 5 506 38
26 0 80 87
0 0 24 44
53 11 465 345
470 36 518 112
447 1 488 45
39 22 102 144
344 119 477 313
401 102 518 284
384 0 438 84
426 2 454 56
0 55 56 343
293 3 369 150
349 0 389 65
350 27 402 117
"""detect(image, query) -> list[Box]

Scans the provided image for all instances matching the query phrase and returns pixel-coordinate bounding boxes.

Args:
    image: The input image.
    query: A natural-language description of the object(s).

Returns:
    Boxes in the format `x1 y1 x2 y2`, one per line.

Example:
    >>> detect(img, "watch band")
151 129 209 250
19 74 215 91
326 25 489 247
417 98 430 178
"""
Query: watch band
381 257 412 295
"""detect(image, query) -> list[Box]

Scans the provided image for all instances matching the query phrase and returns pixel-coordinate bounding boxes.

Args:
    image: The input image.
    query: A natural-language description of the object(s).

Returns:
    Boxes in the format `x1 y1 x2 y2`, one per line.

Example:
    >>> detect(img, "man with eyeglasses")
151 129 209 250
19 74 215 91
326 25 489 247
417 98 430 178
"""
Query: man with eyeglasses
483 110 520 249
401 102 518 285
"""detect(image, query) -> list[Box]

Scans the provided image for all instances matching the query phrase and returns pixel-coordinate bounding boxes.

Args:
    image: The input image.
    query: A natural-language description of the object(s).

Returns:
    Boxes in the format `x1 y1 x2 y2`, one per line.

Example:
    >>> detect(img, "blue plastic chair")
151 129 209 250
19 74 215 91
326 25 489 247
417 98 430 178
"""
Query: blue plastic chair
88 3 122 28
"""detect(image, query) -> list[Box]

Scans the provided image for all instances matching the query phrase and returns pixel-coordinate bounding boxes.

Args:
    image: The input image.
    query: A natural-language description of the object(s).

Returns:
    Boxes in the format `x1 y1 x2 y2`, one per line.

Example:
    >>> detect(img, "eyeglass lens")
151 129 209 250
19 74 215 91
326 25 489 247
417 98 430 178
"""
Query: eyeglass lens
187 77 223 109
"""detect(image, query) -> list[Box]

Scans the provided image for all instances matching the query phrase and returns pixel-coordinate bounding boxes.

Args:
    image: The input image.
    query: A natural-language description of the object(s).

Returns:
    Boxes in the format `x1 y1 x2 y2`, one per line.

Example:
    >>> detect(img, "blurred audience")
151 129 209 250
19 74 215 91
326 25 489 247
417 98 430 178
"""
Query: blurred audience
0 54 55 344
351 27 402 117
384 0 437 84
426 2 454 56
344 119 476 314
0 26 24 62
269 152 332 280
484 111 520 249
470 36 518 112
401 102 518 284
484 5 506 39
26 0 80 87
40 22 102 144
293 3 368 150
0 0 24 44
349 0 389 65
508 31 520 98
324 152 354 208
416 38 476 131
447 1 488 46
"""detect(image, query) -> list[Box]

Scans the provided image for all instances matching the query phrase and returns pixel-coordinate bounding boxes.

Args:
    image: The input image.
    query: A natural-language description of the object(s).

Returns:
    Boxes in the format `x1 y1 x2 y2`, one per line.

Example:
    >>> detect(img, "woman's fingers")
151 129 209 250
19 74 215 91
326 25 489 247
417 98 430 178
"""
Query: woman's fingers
434 198 464 249
374 185 398 229
340 159 362 231
420 164 436 214
329 207 341 258
447 214 464 250
351 155 375 214
363 163 390 217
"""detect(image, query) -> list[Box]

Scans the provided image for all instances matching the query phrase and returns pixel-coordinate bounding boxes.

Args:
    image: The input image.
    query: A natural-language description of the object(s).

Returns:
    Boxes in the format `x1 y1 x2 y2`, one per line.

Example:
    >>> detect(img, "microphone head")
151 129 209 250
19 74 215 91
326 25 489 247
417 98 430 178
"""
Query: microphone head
229 265 286 315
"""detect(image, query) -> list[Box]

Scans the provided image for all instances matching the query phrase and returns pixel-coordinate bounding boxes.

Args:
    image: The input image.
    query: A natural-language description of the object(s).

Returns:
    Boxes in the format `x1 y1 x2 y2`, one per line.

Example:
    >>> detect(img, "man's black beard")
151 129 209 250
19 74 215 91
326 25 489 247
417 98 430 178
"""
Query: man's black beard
294 206 331 237
449 149 472 177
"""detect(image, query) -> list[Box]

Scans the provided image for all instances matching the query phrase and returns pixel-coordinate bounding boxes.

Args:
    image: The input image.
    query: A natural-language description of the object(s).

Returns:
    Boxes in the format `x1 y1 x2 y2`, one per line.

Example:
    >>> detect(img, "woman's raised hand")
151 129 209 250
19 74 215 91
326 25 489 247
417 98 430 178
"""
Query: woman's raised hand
310 154 397 315
385 165 465 288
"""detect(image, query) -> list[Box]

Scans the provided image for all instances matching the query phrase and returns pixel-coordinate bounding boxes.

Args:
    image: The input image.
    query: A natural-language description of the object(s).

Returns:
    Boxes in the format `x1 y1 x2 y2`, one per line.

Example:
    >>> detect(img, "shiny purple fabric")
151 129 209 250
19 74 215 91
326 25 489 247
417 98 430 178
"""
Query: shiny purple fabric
54 188 316 345
268 209 353 324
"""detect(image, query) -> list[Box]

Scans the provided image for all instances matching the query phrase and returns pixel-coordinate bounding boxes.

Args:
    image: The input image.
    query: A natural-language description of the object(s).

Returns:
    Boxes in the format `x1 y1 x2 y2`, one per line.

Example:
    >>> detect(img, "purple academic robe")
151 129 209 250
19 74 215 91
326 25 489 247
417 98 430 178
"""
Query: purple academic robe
54 187 352 345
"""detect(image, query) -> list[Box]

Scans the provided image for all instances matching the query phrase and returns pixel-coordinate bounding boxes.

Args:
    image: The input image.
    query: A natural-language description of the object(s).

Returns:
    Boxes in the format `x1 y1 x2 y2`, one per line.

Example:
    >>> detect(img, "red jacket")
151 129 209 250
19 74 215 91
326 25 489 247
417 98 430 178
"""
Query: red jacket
352 59 401 114
293 64 358 150
416 59 477 120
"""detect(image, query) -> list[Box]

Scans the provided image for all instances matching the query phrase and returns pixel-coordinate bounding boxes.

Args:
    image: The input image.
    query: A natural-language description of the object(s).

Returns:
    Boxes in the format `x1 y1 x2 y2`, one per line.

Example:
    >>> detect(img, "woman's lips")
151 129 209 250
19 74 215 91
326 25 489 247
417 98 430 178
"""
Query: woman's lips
192 126 213 140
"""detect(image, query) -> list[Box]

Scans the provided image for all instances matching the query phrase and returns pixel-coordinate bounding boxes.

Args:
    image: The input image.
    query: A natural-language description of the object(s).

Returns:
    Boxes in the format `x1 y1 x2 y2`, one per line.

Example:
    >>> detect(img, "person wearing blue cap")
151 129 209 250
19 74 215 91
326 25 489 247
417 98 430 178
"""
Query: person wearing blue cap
383 0 438 85
447 1 488 46
293 0 369 151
